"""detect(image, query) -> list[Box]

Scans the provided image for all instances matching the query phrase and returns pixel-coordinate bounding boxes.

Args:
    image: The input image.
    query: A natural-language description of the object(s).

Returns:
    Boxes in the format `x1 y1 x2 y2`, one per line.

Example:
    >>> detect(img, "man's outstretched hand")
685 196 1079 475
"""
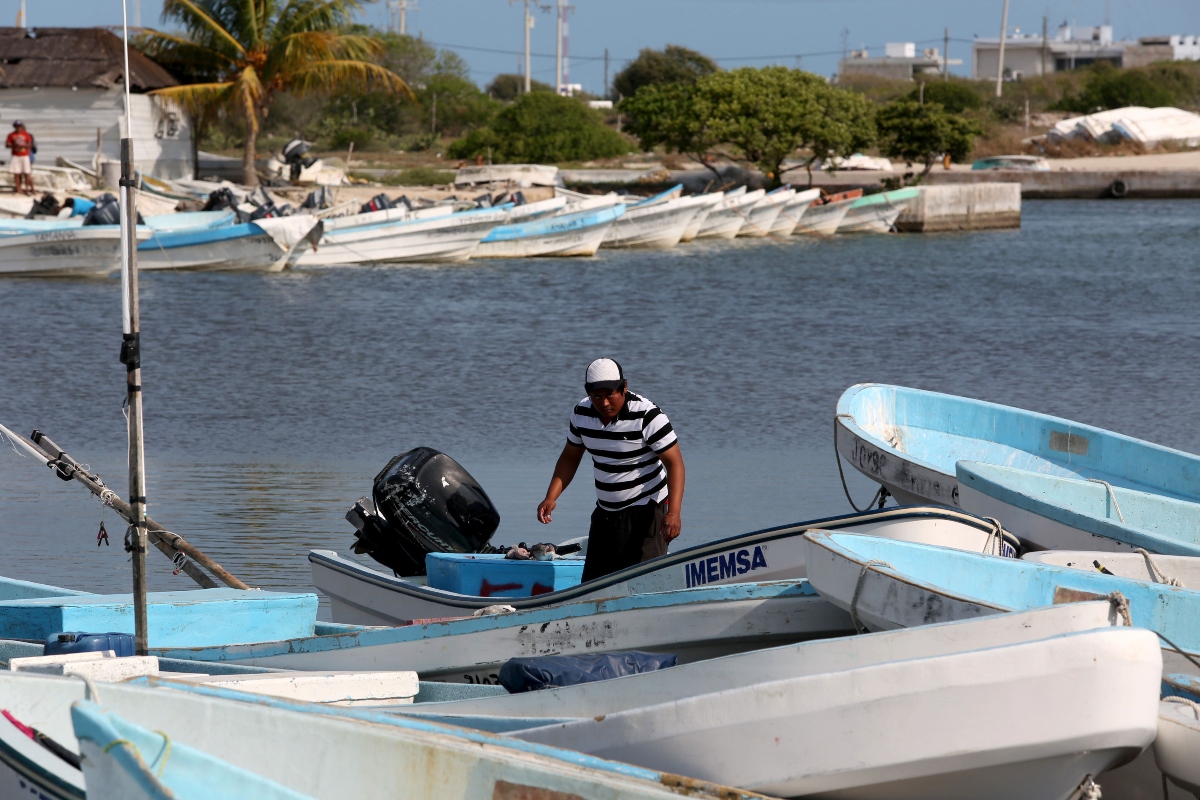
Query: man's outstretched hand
537 497 556 524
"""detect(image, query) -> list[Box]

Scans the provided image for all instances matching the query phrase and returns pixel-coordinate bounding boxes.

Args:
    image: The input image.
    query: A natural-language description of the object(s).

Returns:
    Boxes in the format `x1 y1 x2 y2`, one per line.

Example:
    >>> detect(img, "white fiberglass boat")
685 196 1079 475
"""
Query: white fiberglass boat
138 217 323 272
474 204 625 258
294 206 511 266
0 226 151 277
678 192 725 242
767 188 821 236
736 189 790 237
601 191 710 250
695 188 762 240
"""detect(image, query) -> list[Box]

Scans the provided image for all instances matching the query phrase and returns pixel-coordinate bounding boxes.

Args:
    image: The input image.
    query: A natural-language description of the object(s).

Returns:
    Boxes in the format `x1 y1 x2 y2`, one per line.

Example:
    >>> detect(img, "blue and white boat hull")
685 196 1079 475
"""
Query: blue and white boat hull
311 505 1017 625
474 204 625 258
152 581 852 682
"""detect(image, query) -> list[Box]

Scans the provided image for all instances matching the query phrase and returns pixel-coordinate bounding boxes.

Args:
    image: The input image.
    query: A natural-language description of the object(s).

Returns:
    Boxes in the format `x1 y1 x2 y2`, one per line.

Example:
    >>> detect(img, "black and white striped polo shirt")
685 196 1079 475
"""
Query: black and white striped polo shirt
567 392 678 511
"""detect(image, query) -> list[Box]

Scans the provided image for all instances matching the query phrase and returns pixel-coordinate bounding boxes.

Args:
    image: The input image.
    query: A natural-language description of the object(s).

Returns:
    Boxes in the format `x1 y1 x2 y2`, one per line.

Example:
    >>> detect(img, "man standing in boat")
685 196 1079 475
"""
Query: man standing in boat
6 121 35 196
537 358 685 581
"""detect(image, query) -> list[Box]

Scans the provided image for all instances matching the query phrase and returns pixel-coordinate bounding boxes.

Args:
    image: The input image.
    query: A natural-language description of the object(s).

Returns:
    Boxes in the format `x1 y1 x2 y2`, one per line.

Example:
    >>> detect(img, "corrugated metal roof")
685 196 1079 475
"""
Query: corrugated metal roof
0 28 177 91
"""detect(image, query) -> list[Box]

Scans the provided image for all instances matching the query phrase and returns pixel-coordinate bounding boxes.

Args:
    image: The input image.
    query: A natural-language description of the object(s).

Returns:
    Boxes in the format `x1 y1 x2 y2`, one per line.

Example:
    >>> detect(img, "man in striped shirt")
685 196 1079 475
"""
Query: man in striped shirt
537 358 686 581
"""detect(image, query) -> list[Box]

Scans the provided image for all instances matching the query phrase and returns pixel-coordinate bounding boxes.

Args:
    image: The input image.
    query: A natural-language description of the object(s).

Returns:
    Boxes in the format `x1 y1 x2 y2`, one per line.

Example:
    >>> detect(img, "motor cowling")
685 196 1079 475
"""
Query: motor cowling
348 447 500 576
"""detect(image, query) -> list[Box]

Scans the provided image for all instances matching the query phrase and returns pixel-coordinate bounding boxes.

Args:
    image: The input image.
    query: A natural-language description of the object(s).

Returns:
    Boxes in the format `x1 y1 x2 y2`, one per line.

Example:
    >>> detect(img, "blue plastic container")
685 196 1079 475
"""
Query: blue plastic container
44 631 136 658
425 553 584 597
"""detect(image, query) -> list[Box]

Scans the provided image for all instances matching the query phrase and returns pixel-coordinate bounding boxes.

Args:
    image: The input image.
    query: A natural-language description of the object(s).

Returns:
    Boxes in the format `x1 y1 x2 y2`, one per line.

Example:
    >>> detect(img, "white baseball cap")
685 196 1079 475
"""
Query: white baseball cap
584 358 625 392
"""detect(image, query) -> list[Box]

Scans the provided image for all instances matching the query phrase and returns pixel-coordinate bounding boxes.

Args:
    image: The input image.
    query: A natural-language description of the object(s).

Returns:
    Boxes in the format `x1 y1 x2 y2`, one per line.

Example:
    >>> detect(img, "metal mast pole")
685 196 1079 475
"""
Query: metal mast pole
524 0 532 93
562 5 569 94
943 27 949 80
119 0 149 656
604 47 610 98
995 0 1010 97
399 0 407 35
555 0 564 93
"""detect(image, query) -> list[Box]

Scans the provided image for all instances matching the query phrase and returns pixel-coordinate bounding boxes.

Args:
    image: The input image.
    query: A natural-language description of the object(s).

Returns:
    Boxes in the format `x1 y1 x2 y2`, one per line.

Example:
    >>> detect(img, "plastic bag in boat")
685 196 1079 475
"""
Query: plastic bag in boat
498 651 677 694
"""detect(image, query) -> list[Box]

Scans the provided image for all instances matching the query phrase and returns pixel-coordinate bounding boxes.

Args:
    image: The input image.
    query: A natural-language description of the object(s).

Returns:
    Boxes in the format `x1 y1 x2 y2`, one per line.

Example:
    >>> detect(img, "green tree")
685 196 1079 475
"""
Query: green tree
620 83 723 179
876 99 981 180
612 45 717 100
141 1 410 185
486 74 554 101
795 85 876 186
449 92 631 163
906 81 984 114
701 67 830 186
1052 61 1183 112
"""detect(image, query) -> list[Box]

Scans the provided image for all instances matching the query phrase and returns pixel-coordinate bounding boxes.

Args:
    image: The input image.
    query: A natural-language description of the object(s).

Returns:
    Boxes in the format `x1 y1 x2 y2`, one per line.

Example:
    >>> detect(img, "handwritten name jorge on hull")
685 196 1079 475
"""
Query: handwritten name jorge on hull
683 545 768 588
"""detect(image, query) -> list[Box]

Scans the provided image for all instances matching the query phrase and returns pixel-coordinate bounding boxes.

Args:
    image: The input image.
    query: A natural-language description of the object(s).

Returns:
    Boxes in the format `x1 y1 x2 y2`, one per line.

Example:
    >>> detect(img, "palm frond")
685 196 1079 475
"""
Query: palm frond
161 0 247 57
138 28 240 71
274 0 364 36
149 81 236 117
286 59 414 101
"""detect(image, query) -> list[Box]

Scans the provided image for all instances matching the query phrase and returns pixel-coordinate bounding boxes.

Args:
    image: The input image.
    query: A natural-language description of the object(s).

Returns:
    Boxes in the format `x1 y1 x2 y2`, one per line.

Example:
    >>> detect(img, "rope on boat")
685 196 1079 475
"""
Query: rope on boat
1163 696 1200 719
1067 775 1103 800
834 415 889 513
849 559 894 634
1086 478 1126 523
1106 591 1133 627
1135 548 1183 587
981 518 1007 556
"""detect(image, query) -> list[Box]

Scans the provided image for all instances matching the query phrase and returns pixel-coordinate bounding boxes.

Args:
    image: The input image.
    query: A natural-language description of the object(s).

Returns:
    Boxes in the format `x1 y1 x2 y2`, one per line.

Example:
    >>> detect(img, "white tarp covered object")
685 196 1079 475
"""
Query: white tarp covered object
253 216 324 253
455 164 563 188
1050 106 1200 147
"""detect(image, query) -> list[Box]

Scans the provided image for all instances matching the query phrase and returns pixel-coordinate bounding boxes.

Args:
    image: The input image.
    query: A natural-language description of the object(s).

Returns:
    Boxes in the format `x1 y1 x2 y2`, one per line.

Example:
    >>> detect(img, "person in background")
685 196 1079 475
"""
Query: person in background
537 358 686 582
6 121 34 196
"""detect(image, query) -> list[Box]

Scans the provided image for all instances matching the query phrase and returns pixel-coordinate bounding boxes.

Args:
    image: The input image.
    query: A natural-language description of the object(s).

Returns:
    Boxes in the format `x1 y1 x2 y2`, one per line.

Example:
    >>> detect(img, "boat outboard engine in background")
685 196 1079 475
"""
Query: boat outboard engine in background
347 447 501 576
281 138 317 182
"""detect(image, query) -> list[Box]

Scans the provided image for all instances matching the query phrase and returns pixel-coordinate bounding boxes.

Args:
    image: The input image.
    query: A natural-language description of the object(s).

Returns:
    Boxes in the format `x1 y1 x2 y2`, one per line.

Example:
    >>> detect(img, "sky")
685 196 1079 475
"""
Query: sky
12 0 1200 93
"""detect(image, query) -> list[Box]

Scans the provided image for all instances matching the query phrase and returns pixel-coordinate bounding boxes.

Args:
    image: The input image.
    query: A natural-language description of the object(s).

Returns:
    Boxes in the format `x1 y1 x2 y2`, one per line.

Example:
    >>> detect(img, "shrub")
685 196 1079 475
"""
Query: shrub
907 81 983 114
1052 62 1180 112
612 45 717 99
449 93 631 163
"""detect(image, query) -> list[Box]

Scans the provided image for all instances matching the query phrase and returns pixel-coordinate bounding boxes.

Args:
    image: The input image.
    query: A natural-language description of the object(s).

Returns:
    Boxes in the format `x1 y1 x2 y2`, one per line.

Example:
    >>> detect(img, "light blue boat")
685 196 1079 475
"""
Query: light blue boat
0 574 319 649
73 702 310 800
138 216 322 272
801 531 1200 667
957 460 1200 555
630 184 683 207
474 203 625 258
0 210 234 236
835 383 1200 514
0 671 762 800
149 580 851 682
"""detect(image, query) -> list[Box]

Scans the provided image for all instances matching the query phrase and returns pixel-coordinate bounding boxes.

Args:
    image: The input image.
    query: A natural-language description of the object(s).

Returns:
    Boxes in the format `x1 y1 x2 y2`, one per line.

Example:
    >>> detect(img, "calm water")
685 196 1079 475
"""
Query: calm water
3 199 1199 615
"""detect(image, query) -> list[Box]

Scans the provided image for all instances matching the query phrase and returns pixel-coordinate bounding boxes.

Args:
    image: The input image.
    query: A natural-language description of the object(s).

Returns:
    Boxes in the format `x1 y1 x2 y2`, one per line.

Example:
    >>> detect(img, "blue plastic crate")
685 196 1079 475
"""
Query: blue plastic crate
425 553 584 597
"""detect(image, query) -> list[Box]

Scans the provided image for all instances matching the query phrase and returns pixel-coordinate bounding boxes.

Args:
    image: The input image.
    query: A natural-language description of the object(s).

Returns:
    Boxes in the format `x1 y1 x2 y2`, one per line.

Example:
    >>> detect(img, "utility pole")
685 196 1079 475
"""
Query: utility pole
514 0 534 94
562 3 570 94
943 27 949 80
389 0 415 35
555 0 564 93
995 0 1010 97
1041 15 1049 76
15 0 24 27
604 48 610 98
840 28 849 62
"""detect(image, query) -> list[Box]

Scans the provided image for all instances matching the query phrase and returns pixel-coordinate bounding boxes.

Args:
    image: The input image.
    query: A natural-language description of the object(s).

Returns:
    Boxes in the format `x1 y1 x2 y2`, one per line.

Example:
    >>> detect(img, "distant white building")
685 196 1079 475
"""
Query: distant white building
0 27 193 179
973 24 1200 80
838 43 959 81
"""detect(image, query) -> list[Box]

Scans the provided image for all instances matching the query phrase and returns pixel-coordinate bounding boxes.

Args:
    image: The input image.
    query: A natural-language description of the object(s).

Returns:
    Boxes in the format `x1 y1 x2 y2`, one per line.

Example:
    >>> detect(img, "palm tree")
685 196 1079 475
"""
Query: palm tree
140 0 412 185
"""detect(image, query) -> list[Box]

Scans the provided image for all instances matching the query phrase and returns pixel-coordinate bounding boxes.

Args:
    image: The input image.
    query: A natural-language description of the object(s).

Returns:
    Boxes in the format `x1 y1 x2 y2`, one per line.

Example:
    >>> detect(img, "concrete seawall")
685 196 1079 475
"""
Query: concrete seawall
895 183 1022 233
925 170 1200 199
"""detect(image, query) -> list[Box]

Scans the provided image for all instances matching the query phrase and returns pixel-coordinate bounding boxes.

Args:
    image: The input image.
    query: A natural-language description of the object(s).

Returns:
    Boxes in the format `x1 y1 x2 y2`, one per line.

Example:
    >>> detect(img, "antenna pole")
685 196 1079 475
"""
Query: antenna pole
524 0 533 94
995 0 1010 97
120 0 149 657
555 0 563 93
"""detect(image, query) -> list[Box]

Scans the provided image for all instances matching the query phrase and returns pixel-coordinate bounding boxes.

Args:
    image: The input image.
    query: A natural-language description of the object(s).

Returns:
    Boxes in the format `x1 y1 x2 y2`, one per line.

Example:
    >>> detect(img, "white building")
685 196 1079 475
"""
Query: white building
0 27 193 179
839 43 959 81
973 23 1200 80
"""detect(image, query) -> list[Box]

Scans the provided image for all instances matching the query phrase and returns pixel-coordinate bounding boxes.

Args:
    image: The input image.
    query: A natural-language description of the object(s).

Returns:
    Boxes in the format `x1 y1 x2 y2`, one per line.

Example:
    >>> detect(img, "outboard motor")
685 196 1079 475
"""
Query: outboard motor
347 447 500 576
281 138 317 182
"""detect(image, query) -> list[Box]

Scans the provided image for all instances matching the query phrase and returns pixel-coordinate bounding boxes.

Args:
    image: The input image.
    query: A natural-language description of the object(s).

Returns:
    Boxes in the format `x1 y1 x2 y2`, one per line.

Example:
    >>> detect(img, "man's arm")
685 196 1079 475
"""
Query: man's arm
659 444 685 542
537 442 586 524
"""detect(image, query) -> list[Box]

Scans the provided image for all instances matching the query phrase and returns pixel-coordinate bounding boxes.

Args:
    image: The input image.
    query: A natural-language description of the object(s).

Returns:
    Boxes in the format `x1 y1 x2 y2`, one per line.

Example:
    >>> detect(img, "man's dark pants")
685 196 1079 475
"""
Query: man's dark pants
581 500 669 583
